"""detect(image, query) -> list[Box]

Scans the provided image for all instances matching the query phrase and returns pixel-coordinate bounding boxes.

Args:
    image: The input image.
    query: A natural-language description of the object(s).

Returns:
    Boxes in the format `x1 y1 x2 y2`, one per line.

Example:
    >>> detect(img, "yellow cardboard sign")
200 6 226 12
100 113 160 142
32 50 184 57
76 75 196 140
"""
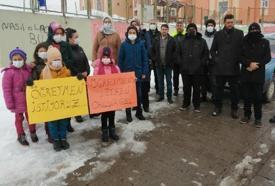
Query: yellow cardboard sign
26 77 89 124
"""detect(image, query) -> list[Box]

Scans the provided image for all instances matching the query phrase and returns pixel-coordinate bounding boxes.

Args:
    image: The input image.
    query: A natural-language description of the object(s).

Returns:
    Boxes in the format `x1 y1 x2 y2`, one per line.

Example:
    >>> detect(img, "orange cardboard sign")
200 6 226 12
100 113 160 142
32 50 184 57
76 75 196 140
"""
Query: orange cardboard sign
87 72 137 114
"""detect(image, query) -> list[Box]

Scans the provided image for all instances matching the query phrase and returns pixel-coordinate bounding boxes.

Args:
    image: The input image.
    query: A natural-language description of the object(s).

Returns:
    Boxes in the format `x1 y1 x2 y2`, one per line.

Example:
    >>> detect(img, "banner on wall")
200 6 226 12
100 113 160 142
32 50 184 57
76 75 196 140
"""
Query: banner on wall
26 77 89 124
87 72 137 114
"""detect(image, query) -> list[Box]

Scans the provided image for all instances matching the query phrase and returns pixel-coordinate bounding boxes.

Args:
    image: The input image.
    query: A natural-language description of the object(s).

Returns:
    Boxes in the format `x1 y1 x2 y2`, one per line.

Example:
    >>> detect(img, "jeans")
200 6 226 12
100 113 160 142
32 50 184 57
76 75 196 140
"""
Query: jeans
156 67 173 98
48 119 68 140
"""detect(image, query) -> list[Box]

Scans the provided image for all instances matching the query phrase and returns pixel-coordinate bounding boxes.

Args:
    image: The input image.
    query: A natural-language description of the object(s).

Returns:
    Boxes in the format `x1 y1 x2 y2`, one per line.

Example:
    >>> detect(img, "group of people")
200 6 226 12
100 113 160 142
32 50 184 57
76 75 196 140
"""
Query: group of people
1 14 273 151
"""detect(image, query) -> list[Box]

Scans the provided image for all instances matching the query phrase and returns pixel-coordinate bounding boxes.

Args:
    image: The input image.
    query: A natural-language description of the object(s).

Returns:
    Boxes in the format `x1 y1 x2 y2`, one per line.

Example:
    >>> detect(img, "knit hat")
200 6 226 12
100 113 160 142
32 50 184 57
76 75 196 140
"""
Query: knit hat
49 21 64 34
102 47 111 57
186 23 197 31
9 47 27 61
47 45 62 63
248 22 261 33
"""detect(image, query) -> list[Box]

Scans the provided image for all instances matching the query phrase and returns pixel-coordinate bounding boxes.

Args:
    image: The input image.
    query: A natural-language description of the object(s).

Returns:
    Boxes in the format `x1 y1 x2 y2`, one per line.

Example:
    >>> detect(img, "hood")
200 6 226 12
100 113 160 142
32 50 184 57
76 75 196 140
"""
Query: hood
2 64 31 73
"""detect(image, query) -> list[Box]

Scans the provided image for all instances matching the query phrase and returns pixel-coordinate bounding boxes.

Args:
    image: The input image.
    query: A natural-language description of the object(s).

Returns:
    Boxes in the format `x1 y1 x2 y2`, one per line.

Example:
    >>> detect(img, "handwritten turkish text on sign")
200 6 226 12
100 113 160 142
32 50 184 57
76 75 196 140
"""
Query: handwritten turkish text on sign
87 72 137 114
26 77 89 124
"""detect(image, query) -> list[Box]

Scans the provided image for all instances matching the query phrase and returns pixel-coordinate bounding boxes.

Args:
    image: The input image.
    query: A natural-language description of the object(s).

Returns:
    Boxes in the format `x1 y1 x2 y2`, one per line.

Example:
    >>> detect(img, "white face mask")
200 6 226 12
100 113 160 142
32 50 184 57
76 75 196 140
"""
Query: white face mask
53 35 63 43
149 24 157 30
103 23 112 31
102 58 111 65
51 60 62 69
38 52 47 60
12 60 24 68
128 34 137 41
74 38 80 45
206 26 214 33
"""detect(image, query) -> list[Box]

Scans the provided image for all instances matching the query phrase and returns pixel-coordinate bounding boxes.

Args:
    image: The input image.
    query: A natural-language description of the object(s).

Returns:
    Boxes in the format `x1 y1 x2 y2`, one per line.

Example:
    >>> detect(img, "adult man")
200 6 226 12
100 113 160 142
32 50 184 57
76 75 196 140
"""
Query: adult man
211 14 244 118
151 24 177 104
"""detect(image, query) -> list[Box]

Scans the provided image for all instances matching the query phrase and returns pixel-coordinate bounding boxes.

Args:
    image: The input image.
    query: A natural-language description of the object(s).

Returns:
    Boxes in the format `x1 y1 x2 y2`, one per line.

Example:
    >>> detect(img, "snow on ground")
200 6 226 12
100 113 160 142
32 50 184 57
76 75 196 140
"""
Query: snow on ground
0 72 175 185
272 128 275 141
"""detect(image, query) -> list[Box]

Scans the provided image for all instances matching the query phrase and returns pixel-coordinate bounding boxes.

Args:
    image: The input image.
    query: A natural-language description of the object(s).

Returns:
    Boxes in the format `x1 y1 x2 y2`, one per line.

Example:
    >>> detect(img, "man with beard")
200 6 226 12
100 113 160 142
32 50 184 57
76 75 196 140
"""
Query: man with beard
240 23 271 128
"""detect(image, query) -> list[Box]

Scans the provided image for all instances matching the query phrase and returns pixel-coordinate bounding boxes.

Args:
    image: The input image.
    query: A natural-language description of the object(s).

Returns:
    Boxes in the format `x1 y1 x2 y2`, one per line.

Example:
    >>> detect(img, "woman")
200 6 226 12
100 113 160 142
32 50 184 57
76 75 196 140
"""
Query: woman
92 16 121 64
66 27 90 123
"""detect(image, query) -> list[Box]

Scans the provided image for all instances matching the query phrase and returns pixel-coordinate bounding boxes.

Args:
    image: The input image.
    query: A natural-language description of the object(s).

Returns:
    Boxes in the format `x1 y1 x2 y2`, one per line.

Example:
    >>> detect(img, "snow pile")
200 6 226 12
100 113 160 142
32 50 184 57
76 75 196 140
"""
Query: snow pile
257 144 269 156
270 160 275 170
220 156 262 186
271 128 275 141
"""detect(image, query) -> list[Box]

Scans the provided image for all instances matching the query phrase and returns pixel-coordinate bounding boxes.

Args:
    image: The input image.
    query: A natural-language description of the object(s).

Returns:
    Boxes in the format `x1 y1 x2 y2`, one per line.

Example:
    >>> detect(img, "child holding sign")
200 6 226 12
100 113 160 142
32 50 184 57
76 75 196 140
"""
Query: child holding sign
94 47 120 142
38 46 84 151
2 47 38 146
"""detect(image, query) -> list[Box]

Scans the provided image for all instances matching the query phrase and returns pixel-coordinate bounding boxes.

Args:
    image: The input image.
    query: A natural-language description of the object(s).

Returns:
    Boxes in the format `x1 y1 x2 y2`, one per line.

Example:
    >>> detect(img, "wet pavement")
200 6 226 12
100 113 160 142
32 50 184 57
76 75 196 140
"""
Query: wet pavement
65 95 275 186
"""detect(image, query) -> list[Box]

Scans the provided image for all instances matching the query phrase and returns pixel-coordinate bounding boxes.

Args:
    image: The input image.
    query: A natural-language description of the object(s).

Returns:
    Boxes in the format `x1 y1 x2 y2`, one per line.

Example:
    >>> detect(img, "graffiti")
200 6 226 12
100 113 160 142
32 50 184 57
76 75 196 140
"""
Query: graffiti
1 22 48 45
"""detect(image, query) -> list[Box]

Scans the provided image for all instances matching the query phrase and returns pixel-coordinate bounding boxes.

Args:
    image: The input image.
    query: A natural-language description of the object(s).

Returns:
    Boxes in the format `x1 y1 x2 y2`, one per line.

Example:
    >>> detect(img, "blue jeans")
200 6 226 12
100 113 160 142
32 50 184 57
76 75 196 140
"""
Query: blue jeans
156 67 173 98
48 119 68 140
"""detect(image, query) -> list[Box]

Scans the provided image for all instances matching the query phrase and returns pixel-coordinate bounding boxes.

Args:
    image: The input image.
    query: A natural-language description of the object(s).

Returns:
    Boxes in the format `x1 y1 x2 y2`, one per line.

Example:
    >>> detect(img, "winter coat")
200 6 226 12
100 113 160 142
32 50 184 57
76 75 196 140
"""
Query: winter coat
93 59 120 75
118 38 149 80
40 66 71 80
46 26 77 75
241 34 271 83
179 33 209 75
32 59 46 80
150 34 177 68
174 32 185 65
71 44 90 76
2 64 32 113
92 31 121 62
210 28 244 76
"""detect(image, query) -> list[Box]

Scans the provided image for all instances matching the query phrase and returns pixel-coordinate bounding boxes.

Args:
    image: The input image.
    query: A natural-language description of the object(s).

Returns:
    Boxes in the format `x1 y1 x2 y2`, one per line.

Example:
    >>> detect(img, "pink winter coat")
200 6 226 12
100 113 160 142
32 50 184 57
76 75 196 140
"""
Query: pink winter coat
2 64 32 113
93 59 120 75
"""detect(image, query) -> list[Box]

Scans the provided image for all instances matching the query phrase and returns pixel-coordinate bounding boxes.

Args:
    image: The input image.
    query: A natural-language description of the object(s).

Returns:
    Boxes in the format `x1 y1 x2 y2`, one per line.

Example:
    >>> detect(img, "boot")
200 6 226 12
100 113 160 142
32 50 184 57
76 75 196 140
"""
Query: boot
30 133 39 143
231 109 239 119
60 139 70 150
67 122 75 133
17 134 29 146
75 116 84 123
135 109 145 120
126 109 133 123
53 140 62 152
255 120 263 128
109 127 119 141
212 107 222 117
240 116 250 124
102 129 109 142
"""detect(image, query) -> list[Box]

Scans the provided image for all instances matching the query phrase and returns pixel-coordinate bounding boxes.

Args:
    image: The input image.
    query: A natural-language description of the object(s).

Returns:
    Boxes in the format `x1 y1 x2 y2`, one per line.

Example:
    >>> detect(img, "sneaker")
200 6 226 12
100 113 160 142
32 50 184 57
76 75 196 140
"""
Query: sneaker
60 139 70 150
17 134 29 146
194 108 201 113
75 116 84 123
30 133 39 143
168 98 174 104
53 140 62 151
240 116 250 124
143 107 150 113
109 128 119 141
255 120 263 128
231 110 239 119
173 91 178 96
179 104 189 111
212 107 222 117
269 116 275 123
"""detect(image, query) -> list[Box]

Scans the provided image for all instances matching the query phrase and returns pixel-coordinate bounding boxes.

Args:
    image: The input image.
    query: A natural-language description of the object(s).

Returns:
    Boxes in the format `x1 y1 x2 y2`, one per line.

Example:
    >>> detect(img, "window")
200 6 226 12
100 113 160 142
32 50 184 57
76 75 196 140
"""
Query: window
261 0 269 8
219 1 228 15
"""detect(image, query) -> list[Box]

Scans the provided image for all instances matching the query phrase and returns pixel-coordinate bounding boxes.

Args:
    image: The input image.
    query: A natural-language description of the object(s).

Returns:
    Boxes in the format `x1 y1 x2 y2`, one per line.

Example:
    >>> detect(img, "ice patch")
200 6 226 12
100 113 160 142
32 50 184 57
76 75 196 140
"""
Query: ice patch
160 183 166 186
220 156 262 186
192 180 202 186
188 162 199 167
209 171 216 176
181 158 188 163
271 128 275 141
270 160 275 170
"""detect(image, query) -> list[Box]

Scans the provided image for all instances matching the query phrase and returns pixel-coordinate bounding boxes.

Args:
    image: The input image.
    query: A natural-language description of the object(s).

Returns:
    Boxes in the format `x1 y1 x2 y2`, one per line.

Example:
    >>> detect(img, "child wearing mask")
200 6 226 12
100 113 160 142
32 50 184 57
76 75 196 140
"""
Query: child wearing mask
38 46 83 151
2 47 38 146
118 26 149 122
93 47 120 142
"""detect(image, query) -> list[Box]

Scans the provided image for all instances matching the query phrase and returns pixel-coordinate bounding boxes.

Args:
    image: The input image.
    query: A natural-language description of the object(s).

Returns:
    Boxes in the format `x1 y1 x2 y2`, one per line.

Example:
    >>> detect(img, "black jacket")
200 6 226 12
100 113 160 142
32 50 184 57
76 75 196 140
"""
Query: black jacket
46 26 78 75
32 59 46 80
241 34 271 83
71 45 90 76
179 33 209 75
150 35 177 68
174 32 185 65
210 28 244 76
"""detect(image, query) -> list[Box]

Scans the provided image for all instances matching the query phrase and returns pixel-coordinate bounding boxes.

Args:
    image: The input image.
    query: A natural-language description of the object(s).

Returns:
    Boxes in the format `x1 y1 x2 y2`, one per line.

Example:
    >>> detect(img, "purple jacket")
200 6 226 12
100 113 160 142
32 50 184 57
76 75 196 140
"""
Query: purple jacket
2 64 31 113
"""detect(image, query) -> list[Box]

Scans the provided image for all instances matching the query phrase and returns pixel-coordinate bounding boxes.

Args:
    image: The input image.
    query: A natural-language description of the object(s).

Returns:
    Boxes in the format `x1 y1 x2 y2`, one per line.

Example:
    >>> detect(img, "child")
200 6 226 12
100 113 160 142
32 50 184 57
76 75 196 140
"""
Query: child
39 45 82 151
94 47 120 142
2 47 38 146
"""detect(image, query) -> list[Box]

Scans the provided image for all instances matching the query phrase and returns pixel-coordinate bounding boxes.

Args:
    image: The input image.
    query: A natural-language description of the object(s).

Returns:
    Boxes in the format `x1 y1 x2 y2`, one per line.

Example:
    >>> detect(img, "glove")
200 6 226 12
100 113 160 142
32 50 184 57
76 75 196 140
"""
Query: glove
26 78 34 86
77 73 84 80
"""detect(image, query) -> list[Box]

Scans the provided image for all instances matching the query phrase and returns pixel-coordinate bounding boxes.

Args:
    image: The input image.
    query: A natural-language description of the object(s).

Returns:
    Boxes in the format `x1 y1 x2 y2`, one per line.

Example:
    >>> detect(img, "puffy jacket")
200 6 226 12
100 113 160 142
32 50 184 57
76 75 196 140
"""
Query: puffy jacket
179 33 209 75
2 65 32 113
118 38 149 80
